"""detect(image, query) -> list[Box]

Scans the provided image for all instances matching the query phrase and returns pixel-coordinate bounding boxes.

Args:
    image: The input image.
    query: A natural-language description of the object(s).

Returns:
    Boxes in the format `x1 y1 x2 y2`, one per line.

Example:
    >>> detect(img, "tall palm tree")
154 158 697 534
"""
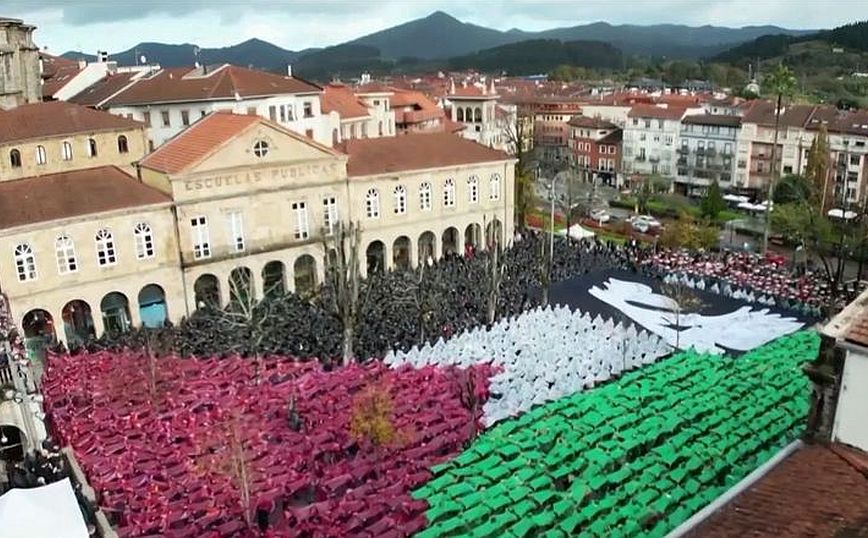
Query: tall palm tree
762 63 798 253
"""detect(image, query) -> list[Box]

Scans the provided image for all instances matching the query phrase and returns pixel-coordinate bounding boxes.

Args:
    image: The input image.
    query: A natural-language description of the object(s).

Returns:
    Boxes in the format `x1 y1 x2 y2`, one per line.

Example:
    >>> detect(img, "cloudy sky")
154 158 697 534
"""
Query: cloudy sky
3 0 863 54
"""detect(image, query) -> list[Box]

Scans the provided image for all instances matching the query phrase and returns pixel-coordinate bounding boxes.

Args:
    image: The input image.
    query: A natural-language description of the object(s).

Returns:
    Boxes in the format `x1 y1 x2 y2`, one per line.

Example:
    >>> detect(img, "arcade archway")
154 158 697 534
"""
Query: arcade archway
392 236 411 270
194 274 221 309
293 255 317 298
366 241 385 274
101 292 132 335
62 300 95 347
138 284 168 328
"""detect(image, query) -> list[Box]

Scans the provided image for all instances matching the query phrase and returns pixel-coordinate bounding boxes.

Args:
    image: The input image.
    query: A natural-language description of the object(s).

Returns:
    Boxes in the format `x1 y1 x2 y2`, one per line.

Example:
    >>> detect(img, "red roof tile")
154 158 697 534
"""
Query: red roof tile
339 132 509 177
0 166 171 229
449 85 498 99
354 82 394 95
567 116 618 129
845 313 868 347
40 53 83 98
138 112 260 174
627 104 689 121
68 71 137 107
104 64 321 106
688 444 868 537
0 101 144 144
321 83 369 120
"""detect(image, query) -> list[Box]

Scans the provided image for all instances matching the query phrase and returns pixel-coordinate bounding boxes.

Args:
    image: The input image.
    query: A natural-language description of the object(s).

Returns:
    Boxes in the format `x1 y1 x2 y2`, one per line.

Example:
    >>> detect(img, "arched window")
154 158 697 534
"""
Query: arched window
443 178 456 207
87 138 98 157
253 140 269 158
467 175 479 204
475 108 482 122
365 187 380 218
393 185 407 215
419 181 432 211
62 141 73 161
134 222 154 259
95 229 116 266
14 243 37 282
457 108 464 122
35 145 47 165
9 149 21 168
465 107 473 122
490 173 502 201
117 135 129 154
55 235 77 274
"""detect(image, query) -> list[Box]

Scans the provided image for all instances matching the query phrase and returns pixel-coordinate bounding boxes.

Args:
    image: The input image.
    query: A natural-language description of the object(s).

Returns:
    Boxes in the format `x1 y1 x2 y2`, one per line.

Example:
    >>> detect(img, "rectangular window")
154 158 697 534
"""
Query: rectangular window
227 211 245 252
191 216 211 260
303 102 313 118
323 196 338 235
161 110 171 127
200 109 207 118
246 106 256 116
269 105 277 122
143 111 151 126
724 143 732 155
292 201 309 240
181 110 190 126
279 105 287 122
851 155 861 166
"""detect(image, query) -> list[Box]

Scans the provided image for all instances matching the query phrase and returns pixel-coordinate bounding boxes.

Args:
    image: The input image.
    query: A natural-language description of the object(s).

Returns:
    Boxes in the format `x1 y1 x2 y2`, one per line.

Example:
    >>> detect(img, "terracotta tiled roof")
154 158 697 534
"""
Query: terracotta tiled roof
449 85 498 99
627 104 689 121
0 101 144 145
139 111 260 174
687 443 868 537
321 83 369 120
69 71 137 107
41 53 83 98
444 118 467 133
599 130 623 144
682 114 743 127
845 313 868 346
354 82 394 95
741 101 817 129
0 166 171 229
340 132 509 176
103 64 321 106
567 116 618 129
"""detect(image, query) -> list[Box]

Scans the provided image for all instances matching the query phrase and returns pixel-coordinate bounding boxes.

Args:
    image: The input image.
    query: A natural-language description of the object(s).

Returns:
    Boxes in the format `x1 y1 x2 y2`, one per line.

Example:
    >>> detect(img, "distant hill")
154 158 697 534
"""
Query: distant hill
293 44 393 81
711 20 868 64
62 38 306 71
448 39 622 74
346 12 814 60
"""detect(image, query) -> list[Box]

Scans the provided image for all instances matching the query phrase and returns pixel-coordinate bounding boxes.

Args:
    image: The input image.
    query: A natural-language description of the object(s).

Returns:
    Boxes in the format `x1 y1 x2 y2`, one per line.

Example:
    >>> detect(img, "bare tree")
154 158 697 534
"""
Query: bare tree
323 222 364 366
661 282 704 349
483 216 506 325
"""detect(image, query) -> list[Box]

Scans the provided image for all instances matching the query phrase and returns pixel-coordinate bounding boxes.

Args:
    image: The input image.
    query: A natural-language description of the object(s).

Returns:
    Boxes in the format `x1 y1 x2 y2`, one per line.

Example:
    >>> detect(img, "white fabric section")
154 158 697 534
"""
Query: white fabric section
590 277 804 354
384 305 671 426
0 478 88 538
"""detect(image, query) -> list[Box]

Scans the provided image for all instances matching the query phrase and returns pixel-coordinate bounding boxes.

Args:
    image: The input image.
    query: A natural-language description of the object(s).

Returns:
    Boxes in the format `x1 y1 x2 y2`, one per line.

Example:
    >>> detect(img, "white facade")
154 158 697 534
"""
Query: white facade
355 91 396 138
109 92 331 149
578 104 632 127
834 346 868 452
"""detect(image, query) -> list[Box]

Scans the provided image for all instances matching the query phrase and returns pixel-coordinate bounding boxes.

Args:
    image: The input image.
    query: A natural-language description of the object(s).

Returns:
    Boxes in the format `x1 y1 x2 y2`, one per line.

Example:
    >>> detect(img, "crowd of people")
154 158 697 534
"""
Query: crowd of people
72 233 849 362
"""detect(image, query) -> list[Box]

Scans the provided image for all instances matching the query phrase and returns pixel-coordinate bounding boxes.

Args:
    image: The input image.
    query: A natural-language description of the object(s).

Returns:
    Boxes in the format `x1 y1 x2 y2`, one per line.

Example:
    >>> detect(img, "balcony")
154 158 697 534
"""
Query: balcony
676 146 689 155
648 155 661 163
677 157 687 166
635 155 647 162
696 147 706 155
706 148 717 157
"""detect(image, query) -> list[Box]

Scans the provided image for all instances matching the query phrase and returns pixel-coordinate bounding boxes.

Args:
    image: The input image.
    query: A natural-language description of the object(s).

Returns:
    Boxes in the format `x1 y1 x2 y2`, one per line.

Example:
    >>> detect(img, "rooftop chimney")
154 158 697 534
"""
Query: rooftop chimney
287 64 292 77
97 50 108 63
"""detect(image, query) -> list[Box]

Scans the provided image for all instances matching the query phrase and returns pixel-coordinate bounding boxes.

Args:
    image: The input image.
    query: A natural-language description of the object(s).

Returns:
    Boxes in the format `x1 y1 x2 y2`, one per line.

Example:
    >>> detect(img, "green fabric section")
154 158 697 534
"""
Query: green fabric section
413 330 819 537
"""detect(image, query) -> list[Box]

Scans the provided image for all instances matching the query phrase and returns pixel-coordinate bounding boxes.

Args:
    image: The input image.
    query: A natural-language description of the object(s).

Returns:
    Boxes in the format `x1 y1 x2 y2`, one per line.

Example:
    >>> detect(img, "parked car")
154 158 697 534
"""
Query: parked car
589 209 611 223
627 214 662 228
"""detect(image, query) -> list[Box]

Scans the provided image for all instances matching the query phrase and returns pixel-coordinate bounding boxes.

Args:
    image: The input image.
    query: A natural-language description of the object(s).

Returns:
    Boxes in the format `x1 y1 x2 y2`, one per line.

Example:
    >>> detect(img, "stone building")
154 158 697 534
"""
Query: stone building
675 114 741 197
0 17 40 110
0 101 148 181
135 112 514 314
0 166 182 349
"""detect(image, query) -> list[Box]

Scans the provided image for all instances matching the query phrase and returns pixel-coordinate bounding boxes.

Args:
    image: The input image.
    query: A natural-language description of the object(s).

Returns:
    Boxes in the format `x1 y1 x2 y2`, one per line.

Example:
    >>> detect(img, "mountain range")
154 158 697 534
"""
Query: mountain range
62 11 815 70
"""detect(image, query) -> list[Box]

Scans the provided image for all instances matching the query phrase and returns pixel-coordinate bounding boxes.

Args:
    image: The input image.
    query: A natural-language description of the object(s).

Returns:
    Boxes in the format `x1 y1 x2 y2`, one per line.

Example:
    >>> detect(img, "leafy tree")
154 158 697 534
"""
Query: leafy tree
700 180 726 220
761 63 798 253
660 213 719 250
804 125 831 212
349 381 408 477
773 174 812 204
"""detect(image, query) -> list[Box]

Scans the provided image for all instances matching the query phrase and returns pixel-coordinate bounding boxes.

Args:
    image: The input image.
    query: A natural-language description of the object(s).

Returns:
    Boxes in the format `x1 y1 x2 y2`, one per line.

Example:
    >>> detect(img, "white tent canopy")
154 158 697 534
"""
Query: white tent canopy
0 478 88 538
556 224 596 240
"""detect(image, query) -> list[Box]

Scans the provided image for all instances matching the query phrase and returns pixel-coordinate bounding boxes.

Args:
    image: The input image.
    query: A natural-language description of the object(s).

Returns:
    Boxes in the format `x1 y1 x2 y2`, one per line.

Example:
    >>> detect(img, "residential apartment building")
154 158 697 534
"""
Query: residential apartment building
354 83 397 138
390 89 447 135
321 82 373 144
675 114 741 196
0 17 40 109
69 64 331 148
568 116 622 187
529 98 583 163
622 105 702 179
4 112 515 353
0 101 148 181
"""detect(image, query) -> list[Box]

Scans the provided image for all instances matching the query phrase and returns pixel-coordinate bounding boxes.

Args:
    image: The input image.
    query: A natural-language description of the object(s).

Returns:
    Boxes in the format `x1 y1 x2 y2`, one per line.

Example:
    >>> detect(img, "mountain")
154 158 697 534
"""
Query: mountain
347 11 515 60
62 39 306 71
528 22 816 59
448 39 622 74
344 12 814 60
712 20 868 64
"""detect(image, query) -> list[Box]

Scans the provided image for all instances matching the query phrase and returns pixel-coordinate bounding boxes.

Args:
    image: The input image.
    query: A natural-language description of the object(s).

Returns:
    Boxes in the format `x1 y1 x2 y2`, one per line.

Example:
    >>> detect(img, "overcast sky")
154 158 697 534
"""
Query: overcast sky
4 0 864 54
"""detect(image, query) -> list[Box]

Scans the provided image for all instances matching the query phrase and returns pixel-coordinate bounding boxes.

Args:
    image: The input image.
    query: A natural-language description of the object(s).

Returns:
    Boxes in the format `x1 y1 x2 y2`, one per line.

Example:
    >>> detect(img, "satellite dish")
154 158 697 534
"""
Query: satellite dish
140 55 147 65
